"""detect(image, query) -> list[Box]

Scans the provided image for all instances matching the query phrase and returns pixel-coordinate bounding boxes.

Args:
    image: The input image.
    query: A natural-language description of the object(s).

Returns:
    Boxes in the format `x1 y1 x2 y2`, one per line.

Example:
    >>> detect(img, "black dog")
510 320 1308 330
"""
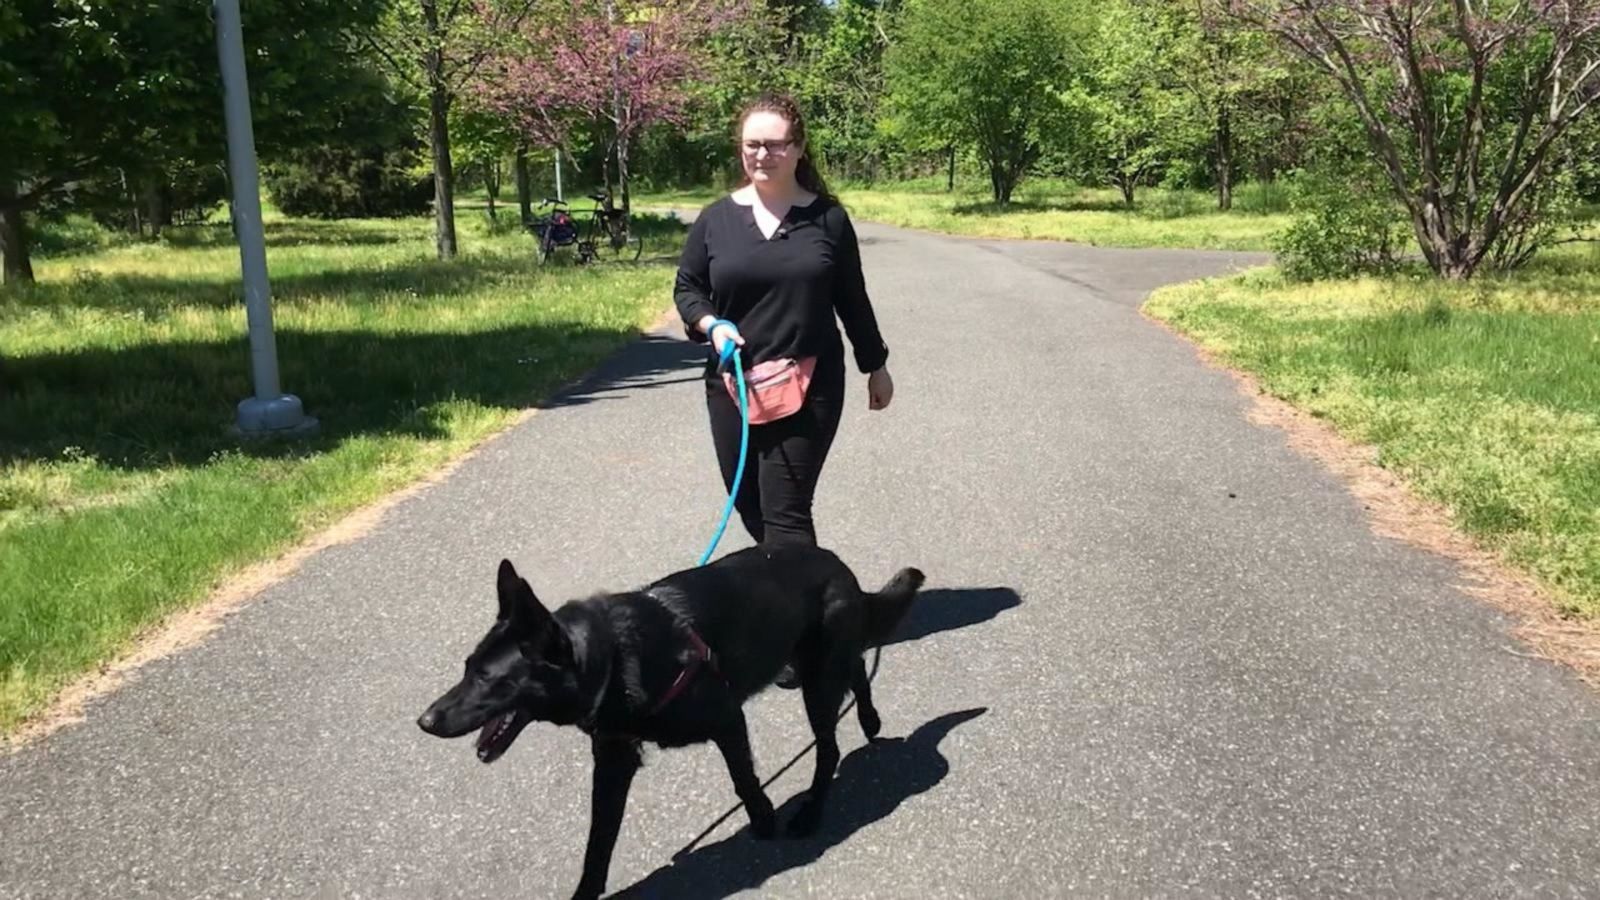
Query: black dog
417 544 925 899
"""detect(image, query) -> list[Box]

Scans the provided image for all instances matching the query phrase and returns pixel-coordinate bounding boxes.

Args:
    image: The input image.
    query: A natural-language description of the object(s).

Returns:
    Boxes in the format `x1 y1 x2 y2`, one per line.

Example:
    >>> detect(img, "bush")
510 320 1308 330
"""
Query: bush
1274 168 1408 281
264 144 433 219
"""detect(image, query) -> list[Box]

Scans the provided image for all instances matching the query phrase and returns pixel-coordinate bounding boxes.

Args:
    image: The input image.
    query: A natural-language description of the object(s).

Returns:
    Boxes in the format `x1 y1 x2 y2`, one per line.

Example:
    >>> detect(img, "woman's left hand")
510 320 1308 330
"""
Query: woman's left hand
867 367 894 411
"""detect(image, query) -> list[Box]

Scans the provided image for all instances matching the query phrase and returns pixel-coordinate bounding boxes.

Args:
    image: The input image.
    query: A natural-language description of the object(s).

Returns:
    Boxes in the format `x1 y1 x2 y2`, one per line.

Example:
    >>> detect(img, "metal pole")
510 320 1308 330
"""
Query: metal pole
214 0 317 438
555 148 563 202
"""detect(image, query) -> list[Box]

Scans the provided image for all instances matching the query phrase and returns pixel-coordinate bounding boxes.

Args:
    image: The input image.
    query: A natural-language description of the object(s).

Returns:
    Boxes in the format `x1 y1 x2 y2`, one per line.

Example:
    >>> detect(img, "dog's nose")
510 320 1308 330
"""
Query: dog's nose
417 710 439 733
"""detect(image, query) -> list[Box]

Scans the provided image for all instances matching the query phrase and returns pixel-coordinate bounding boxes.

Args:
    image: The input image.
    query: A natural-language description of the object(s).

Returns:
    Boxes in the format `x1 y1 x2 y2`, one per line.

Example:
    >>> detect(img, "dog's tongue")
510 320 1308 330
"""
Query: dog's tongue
475 712 517 759
475 713 507 750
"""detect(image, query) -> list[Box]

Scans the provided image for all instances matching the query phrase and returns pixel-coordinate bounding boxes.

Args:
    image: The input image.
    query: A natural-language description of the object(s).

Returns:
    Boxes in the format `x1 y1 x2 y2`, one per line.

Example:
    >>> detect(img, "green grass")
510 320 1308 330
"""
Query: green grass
636 177 1289 250
1144 246 1600 619
837 179 1288 250
630 187 725 211
0 208 687 733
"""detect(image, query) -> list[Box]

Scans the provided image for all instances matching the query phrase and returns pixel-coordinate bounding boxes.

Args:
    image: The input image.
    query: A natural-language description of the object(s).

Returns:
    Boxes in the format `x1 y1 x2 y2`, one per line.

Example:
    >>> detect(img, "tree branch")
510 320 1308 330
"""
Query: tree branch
361 31 426 91
1450 0 1489 232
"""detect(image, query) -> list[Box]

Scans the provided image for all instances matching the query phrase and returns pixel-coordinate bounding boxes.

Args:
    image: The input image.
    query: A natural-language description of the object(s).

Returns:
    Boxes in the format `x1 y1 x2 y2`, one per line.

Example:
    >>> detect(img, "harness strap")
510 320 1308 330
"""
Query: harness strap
650 626 722 715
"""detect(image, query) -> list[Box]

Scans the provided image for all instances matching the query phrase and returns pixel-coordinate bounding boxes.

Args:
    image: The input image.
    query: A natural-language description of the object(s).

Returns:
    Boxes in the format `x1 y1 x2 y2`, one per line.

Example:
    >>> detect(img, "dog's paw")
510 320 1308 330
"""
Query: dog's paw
858 707 881 741
749 810 777 840
785 800 824 838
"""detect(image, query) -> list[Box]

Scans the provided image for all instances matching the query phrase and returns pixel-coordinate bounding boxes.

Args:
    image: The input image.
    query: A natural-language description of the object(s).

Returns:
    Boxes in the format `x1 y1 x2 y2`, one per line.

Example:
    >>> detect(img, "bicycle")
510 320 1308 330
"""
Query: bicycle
579 190 643 262
526 197 581 265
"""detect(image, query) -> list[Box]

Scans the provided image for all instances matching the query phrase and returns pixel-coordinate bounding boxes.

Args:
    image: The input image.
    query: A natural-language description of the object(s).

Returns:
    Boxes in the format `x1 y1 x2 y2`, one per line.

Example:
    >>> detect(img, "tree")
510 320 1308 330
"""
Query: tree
1227 0 1600 278
474 0 751 215
1058 0 1199 206
0 0 383 284
363 0 535 260
453 103 520 220
795 0 897 181
884 0 1085 204
1164 0 1289 209
261 71 435 220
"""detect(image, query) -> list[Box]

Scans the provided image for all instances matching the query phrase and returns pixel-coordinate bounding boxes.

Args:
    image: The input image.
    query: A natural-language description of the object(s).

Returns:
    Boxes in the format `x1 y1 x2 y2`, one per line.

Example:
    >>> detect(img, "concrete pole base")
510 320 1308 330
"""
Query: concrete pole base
232 394 320 441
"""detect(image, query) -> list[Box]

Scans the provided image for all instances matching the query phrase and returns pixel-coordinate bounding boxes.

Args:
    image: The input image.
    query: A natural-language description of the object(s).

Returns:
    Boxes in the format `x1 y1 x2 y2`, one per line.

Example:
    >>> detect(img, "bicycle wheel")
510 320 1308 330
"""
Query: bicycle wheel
607 226 643 262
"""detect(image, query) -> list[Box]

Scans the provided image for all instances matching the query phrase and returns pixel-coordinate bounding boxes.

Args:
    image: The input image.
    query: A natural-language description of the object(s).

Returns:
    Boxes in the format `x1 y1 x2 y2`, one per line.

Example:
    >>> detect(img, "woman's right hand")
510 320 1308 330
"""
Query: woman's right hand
700 315 745 360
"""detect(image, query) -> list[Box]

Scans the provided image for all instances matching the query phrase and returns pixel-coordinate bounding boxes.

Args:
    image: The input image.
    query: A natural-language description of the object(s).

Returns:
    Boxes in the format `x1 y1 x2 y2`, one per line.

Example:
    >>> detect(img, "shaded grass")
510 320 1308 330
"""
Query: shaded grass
1143 246 1600 619
0 210 687 732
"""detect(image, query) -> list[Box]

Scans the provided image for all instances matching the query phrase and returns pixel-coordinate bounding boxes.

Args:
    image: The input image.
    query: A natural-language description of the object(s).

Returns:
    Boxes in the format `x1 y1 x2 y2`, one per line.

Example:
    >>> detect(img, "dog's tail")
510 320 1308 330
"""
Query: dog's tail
866 567 926 646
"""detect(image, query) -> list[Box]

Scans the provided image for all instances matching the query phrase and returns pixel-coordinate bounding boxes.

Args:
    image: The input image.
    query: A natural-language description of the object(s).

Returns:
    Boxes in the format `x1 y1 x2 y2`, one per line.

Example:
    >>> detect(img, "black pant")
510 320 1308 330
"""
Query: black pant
705 354 845 547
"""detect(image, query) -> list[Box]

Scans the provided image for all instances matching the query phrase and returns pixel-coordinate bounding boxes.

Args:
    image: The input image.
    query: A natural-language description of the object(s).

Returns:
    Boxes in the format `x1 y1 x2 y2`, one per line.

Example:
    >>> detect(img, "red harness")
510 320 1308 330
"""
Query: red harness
649 626 722 715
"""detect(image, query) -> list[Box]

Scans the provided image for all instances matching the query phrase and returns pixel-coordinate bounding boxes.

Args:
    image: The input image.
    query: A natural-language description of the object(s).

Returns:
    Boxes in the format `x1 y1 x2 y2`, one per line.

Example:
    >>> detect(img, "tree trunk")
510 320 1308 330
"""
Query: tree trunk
947 143 956 192
119 168 143 236
1 199 34 285
423 0 458 260
617 138 631 216
515 144 532 223
1119 176 1136 208
428 86 458 259
1215 104 1233 212
484 158 501 221
144 176 172 237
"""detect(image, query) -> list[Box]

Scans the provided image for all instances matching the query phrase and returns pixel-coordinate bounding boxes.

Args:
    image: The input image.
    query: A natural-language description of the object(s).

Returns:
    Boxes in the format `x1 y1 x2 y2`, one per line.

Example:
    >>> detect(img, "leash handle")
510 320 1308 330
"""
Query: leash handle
708 318 740 367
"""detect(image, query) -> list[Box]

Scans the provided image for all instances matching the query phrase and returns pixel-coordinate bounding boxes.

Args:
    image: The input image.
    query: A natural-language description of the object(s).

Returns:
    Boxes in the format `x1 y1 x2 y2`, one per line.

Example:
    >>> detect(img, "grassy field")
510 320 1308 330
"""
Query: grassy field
0 206 686 733
635 177 1291 250
1144 248 1600 620
837 178 1290 250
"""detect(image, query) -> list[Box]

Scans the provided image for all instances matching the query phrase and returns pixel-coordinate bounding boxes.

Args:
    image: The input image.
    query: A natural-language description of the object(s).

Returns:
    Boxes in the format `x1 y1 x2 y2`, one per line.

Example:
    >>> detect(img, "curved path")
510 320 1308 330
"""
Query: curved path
5 220 1598 898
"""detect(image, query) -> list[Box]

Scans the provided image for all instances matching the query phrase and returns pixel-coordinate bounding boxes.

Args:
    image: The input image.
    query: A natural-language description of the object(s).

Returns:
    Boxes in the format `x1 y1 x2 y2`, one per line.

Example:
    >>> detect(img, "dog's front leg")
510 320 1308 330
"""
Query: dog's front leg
573 737 640 900
788 677 847 837
714 710 776 839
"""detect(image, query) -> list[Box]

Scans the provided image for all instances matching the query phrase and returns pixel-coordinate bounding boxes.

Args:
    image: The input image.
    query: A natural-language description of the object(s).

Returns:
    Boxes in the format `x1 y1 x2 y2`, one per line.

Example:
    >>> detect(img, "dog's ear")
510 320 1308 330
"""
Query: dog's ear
496 558 552 629
536 618 575 667
496 559 519 621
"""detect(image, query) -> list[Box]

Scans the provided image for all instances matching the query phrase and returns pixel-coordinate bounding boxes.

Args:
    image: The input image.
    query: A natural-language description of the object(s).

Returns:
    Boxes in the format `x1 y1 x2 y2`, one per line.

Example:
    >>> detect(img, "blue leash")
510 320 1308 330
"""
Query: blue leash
698 320 749 566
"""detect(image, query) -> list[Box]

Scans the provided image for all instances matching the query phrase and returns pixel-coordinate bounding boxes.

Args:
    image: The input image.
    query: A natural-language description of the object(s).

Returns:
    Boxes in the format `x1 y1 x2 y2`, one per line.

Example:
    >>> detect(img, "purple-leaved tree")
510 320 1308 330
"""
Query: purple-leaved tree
474 0 751 217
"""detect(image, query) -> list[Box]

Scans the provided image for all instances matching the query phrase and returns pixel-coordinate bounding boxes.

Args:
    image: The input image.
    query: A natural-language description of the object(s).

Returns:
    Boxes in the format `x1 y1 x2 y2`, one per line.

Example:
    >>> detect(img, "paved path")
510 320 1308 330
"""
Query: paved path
5 221 1599 899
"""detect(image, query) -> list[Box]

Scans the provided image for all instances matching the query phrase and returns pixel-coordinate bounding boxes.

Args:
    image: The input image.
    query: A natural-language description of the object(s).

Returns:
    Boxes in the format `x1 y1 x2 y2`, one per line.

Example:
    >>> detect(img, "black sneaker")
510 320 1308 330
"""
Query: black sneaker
775 663 800 690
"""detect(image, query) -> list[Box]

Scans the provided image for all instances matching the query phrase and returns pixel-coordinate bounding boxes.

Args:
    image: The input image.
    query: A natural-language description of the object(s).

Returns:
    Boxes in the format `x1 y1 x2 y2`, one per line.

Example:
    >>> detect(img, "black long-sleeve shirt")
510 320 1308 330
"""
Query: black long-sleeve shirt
673 194 890 378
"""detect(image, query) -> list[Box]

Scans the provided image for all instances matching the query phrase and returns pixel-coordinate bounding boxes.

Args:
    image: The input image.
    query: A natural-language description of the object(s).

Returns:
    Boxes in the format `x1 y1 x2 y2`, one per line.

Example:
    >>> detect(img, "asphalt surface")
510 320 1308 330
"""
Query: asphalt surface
4 219 1599 899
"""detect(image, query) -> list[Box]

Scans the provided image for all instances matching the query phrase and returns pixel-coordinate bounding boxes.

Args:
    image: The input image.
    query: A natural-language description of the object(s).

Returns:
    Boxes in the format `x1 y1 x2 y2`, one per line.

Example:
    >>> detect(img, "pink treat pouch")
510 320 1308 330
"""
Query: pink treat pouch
724 356 816 424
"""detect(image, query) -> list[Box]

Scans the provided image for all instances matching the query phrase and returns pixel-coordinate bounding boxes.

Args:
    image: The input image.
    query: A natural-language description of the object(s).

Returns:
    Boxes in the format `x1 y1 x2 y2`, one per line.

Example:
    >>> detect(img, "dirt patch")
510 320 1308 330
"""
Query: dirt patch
1141 306 1600 688
3 309 684 753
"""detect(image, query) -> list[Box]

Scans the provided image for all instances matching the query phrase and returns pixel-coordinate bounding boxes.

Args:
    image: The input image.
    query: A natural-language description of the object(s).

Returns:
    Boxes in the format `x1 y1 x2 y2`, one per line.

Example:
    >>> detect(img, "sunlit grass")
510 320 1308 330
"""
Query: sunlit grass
0 209 686 732
1145 246 1600 619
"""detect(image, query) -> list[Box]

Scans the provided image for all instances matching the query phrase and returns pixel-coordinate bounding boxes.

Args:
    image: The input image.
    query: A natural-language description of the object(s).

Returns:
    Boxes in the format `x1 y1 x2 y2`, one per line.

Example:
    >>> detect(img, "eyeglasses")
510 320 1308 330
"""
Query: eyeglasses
741 140 795 156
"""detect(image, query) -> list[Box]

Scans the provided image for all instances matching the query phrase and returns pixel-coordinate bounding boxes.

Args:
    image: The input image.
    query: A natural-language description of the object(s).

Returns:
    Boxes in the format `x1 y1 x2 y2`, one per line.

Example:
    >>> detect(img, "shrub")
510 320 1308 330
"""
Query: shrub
1274 167 1407 281
264 144 432 219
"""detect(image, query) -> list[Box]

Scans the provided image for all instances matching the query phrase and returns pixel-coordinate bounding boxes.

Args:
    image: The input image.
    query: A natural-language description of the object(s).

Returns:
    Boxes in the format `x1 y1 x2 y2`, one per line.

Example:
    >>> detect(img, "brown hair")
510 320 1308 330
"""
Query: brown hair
737 92 835 203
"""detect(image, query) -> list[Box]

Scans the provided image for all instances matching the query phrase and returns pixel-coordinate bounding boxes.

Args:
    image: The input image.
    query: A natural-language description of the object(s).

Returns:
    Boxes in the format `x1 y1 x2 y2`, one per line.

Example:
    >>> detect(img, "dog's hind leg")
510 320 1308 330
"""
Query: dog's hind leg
851 657 881 741
714 710 777 839
786 674 849 837
573 737 641 900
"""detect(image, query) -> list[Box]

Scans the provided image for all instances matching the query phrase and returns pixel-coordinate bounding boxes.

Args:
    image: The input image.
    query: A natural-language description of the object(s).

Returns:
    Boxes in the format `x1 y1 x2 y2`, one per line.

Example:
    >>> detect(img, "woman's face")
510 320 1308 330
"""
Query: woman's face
739 110 803 188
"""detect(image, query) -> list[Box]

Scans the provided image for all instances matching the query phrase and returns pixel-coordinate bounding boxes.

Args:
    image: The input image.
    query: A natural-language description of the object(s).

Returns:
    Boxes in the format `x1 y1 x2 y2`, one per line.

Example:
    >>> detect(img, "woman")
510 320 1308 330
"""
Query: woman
674 92 895 550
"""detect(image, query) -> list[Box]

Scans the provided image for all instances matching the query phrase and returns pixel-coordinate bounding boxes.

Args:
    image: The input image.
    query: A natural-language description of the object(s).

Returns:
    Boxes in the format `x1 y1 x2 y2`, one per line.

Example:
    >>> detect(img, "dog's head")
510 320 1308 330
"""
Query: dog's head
416 559 586 763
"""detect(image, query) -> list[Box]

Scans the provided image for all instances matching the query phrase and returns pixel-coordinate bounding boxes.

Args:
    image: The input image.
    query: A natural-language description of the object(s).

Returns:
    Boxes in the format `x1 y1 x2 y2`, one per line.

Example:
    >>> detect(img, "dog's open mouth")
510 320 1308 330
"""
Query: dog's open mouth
475 709 529 764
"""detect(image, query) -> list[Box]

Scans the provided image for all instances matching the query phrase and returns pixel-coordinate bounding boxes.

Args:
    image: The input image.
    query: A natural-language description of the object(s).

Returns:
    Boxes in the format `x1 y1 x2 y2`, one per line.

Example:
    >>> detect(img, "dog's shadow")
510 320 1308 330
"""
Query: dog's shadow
611 707 988 899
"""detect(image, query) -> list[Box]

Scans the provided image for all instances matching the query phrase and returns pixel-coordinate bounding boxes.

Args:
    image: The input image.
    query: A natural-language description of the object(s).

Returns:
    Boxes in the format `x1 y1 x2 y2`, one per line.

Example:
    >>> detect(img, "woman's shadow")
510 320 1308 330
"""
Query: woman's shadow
609 584 1021 898
612 707 988 900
